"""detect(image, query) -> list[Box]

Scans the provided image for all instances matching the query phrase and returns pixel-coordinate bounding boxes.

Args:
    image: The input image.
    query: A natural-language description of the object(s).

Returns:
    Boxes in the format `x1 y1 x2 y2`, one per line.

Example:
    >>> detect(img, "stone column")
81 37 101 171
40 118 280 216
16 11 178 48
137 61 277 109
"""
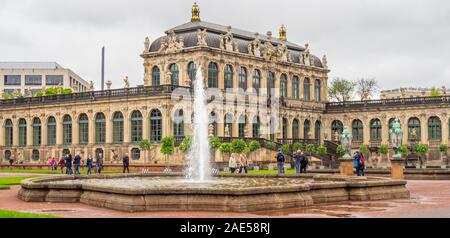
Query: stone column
26 120 33 147
88 115 95 145
390 159 405 179
143 110 150 140
381 117 389 145
287 73 293 99
218 62 225 90
420 116 428 144
0 119 4 146
232 117 239 138
321 77 328 102
274 71 280 98
299 76 304 101
123 112 131 143
363 118 370 146
442 114 449 145
13 119 19 146
287 117 293 139
56 116 63 145
260 69 268 96
105 115 112 144
41 119 48 146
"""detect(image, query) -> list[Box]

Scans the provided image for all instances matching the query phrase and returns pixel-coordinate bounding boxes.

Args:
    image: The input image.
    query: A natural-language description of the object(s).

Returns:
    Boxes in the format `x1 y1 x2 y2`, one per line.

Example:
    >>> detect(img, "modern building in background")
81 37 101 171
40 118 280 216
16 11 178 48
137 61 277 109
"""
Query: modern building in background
380 86 449 99
0 62 89 96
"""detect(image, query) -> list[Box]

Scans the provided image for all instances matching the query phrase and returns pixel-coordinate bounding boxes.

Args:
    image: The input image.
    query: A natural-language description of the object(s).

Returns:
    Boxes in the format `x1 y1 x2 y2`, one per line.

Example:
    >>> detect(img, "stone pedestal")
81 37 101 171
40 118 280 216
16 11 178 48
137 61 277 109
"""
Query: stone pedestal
339 158 354 176
390 158 405 180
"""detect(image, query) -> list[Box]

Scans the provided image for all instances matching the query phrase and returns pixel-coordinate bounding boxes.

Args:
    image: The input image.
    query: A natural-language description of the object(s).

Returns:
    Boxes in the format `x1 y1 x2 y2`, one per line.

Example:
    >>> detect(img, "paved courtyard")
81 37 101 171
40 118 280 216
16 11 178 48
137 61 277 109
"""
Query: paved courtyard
1 178 450 218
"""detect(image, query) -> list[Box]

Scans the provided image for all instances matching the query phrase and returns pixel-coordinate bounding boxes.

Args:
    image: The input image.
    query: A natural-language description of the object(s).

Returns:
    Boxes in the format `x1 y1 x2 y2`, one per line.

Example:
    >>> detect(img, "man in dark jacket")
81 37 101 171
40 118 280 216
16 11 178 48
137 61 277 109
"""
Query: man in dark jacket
73 153 81 175
276 150 285 174
123 153 130 173
299 151 308 173
65 154 73 175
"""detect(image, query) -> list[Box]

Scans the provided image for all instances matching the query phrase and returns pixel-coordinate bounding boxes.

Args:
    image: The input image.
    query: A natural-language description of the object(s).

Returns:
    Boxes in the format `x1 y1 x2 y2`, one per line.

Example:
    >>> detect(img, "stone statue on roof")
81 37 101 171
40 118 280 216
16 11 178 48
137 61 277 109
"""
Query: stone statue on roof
124 76 130 88
197 29 207 46
322 55 328 69
144 37 150 52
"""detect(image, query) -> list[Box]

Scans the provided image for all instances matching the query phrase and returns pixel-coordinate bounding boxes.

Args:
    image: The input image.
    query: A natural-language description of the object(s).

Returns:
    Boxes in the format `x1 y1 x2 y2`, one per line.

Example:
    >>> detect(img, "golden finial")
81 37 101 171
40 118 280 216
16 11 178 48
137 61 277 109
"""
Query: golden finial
191 2 200 22
279 24 287 41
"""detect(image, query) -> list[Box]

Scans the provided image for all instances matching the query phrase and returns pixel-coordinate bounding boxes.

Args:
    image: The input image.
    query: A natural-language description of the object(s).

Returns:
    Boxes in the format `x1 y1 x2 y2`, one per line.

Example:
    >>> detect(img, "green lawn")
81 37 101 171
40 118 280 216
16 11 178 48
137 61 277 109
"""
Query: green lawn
0 169 122 174
0 176 40 189
0 209 59 218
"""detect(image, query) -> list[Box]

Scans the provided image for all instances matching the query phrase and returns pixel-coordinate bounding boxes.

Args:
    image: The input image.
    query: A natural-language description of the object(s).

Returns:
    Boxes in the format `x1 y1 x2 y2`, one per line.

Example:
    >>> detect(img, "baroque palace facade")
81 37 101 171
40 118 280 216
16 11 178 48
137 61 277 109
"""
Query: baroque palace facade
0 3 449 164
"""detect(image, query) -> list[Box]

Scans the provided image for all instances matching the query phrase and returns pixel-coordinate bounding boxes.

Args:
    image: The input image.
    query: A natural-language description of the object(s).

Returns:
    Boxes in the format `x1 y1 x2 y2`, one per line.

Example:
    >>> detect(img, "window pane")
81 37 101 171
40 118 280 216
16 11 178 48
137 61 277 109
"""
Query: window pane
46 75 64 85
25 75 42 85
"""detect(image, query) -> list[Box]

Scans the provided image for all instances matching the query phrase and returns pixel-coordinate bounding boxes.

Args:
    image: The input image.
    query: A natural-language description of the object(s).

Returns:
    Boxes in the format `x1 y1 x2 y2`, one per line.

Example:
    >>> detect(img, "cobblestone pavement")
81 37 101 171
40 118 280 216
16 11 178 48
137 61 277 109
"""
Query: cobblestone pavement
1 180 449 218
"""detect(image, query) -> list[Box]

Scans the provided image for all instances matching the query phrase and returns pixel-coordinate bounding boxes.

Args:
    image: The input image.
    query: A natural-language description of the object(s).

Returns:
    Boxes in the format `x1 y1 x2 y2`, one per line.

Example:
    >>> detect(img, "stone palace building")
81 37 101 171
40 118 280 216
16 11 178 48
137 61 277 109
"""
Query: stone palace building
0 3 449 165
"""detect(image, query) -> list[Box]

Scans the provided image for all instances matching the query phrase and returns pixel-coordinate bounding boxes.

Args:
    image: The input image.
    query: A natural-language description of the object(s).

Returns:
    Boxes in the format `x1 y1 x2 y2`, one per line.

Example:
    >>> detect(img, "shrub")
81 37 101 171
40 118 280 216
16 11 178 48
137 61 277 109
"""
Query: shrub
248 140 261 152
414 144 429 156
316 145 327 155
209 137 221 150
2 92 13 99
219 143 233 153
439 144 448 153
265 141 277 151
160 136 175 157
359 145 369 154
179 136 191 153
280 144 290 154
399 145 408 155
292 142 303 152
336 145 344 156
231 139 247 154
139 139 151 151
378 145 389 155
305 144 315 154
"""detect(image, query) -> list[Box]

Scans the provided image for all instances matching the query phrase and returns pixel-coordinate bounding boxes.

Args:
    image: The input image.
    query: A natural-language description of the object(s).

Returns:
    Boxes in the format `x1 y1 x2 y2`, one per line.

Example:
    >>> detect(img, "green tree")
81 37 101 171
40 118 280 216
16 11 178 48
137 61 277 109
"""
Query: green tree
231 139 247 154
336 145 344 156
328 77 356 102
179 136 192 153
292 142 303 152
378 145 389 156
359 145 369 156
160 136 175 161
280 144 290 155
429 87 440 97
316 145 327 156
306 144 316 156
219 143 233 154
209 137 221 151
248 140 261 153
414 144 429 156
138 139 151 162
265 141 277 151
399 145 408 156
439 144 448 153
356 78 378 100
2 92 13 99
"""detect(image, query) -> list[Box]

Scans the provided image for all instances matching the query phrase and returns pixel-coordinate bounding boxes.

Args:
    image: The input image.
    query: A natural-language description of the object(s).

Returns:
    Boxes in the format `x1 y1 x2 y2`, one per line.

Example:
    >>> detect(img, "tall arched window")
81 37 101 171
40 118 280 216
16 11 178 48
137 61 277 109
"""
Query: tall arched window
352 119 363 142
32 118 41 146
131 111 143 143
331 120 344 139
224 113 233 137
113 112 124 144
252 70 261 95
152 66 160 86
150 109 162 143
18 118 27 146
224 64 234 90
267 71 275 97
47 117 56 145
188 62 197 87
292 76 299 99
370 119 382 142
239 67 247 91
252 116 261 138
79 114 89 145
408 117 421 141
63 115 72 145
4 119 13 147
315 79 321 102
280 74 287 98
209 112 218 136
282 118 288 139
304 78 311 101
169 63 179 85
428 116 442 140
292 119 299 139
315 120 321 142
304 120 311 139
207 62 218 88
238 115 246 138
95 113 106 144
173 109 184 138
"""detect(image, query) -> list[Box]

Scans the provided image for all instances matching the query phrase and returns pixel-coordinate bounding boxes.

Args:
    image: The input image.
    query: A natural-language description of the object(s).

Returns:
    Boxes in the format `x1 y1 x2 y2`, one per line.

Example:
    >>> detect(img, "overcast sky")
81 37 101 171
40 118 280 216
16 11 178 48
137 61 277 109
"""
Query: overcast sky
1 0 449 91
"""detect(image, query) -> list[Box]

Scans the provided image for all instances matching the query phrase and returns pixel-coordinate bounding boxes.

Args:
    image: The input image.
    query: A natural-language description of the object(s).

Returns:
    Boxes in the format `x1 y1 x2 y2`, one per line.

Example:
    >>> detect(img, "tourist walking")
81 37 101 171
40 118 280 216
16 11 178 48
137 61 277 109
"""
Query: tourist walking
73 153 81 175
122 153 130 173
353 152 362 176
239 153 248 174
359 152 366 176
299 151 308 173
58 157 65 174
86 155 93 175
50 157 57 171
228 153 237 173
96 154 104 174
294 150 301 174
8 156 14 169
65 154 73 175
276 150 285 174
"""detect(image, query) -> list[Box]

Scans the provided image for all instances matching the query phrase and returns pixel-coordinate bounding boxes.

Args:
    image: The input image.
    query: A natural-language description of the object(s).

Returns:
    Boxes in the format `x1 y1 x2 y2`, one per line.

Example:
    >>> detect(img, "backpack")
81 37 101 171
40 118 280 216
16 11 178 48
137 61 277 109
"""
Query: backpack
359 155 365 165
354 158 359 168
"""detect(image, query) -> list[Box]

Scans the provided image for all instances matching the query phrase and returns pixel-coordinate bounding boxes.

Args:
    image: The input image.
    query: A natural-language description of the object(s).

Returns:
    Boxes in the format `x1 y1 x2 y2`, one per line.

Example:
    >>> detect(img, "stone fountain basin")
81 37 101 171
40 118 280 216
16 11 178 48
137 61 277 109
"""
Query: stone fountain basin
18 173 410 212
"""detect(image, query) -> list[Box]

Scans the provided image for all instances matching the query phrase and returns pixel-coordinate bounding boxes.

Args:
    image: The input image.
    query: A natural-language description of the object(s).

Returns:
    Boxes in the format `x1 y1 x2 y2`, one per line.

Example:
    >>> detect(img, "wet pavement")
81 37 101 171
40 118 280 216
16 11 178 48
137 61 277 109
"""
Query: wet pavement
1 180 450 218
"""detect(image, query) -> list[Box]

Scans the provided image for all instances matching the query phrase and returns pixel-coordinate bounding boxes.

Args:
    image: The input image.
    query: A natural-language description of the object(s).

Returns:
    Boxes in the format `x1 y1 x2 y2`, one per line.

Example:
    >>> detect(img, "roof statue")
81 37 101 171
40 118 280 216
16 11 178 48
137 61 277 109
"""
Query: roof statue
124 76 130 88
279 24 287 41
197 29 207 46
322 55 328 69
144 37 150 53
191 2 200 22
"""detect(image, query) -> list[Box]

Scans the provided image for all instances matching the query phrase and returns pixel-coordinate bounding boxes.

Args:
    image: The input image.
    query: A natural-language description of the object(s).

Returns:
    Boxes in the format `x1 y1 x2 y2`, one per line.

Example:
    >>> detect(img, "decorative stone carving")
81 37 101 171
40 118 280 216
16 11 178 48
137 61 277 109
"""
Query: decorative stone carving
220 26 236 52
42 85 46 96
225 124 230 137
144 37 150 53
302 43 311 66
106 80 112 90
88 81 94 92
160 30 184 54
219 34 225 50
197 29 207 46
27 87 32 97
322 55 328 69
124 76 130 88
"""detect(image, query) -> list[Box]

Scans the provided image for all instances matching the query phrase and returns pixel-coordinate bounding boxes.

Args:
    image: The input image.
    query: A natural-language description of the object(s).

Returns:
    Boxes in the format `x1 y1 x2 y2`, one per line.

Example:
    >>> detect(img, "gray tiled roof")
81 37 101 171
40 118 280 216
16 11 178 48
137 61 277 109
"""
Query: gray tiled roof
0 62 64 70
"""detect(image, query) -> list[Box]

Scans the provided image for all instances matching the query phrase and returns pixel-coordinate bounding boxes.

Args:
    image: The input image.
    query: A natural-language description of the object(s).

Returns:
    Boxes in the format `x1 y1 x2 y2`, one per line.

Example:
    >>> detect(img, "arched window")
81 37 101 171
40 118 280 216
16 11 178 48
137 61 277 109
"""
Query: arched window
151 109 162 143
428 116 442 140
79 114 89 145
239 67 247 91
252 70 261 95
267 71 275 97
207 62 218 88
292 76 299 99
4 119 13 147
304 120 311 139
32 118 41 146
238 115 246 138
32 150 40 161
304 78 311 101
173 109 184 138
152 66 160 86
252 116 261 139
315 120 321 142
131 148 140 160
315 79 321 102
95 113 106 144
113 112 124 144
292 119 299 139
224 64 233 90
408 117 421 141
280 74 287 98
352 119 364 142
331 120 344 139
131 110 143 143
224 113 233 137
169 63 179 85
63 115 72 145
188 62 197 86
18 118 27 146
282 118 288 139
370 119 382 142
47 117 56 145
209 112 218 136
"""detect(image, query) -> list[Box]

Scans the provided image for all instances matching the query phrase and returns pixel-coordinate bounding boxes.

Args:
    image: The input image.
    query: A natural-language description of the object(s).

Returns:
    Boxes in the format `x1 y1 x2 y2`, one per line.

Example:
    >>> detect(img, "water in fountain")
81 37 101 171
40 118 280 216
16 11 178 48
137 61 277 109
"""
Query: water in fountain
186 66 211 182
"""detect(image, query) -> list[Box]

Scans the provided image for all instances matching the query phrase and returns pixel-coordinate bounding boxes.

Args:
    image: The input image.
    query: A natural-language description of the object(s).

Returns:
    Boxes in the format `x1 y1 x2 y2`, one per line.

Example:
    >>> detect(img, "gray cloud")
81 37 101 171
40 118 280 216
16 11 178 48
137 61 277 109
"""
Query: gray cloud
0 0 449 91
